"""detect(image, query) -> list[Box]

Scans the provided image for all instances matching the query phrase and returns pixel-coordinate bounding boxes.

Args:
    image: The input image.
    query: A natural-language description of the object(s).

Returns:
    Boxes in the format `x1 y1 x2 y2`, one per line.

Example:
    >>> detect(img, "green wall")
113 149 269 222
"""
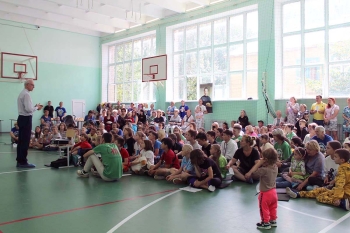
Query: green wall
0 20 101 132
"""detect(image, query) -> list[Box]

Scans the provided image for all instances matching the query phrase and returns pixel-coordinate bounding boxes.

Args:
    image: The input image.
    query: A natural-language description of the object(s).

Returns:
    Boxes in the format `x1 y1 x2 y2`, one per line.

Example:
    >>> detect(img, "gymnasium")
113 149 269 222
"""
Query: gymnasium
0 0 350 232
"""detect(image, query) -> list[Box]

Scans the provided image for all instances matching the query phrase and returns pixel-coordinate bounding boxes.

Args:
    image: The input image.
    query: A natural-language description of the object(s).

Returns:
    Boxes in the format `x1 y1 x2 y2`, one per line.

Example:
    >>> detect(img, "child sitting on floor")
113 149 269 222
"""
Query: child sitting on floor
166 144 194 184
286 149 350 211
245 148 278 230
276 147 308 188
130 139 154 174
209 144 227 179
115 136 130 172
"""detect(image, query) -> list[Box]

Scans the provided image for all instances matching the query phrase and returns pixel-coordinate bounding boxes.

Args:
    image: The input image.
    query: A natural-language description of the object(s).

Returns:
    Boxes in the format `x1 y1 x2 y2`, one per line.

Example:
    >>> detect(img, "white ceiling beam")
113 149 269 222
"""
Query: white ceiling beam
189 0 210 6
0 0 130 29
98 0 164 19
0 1 116 33
145 0 186 13
47 0 148 25
0 11 102 36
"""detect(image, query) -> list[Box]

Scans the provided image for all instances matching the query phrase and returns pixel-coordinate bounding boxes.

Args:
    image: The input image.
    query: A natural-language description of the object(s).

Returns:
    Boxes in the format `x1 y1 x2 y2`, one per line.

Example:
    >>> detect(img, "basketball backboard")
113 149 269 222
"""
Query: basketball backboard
1 52 38 80
142 54 167 82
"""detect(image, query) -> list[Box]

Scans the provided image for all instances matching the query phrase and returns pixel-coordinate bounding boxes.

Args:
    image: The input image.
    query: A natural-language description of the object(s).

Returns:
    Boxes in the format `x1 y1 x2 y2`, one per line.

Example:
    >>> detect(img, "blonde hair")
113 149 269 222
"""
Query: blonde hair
158 129 166 140
306 140 320 152
182 144 193 155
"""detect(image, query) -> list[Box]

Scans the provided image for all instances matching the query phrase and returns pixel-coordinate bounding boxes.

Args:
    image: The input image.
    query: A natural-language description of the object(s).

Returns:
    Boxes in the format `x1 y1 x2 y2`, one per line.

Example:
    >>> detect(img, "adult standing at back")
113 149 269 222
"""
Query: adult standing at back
17 79 43 168
55 102 66 122
178 100 189 119
285 97 299 125
310 95 326 126
324 97 339 141
44 101 54 118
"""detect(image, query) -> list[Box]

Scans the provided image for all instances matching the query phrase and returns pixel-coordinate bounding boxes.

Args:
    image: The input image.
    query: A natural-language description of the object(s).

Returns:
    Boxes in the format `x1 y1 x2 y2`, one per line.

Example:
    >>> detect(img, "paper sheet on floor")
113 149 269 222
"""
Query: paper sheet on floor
179 186 202 193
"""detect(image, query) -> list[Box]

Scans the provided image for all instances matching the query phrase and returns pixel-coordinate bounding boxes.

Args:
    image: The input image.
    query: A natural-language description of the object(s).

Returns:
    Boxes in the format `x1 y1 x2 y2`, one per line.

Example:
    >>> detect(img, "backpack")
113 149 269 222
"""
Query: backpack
49 158 68 168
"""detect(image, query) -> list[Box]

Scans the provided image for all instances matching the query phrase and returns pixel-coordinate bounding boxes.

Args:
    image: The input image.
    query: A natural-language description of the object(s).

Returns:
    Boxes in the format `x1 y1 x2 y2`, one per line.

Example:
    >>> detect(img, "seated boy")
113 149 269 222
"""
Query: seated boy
115 136 130 172
286 149 350 211
10 122 19 144
166 144 194 184
148 138 180 179
71 133 92 156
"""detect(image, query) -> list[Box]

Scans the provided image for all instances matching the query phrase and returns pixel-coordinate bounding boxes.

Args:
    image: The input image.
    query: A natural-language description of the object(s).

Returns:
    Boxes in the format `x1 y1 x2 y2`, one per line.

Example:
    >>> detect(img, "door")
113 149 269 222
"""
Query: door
72 100 85 119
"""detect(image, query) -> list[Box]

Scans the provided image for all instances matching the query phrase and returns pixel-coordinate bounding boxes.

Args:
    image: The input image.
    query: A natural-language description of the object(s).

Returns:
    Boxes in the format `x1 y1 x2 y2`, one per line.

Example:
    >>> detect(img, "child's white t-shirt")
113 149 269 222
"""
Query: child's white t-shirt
141 150 154 165
324 156 339 180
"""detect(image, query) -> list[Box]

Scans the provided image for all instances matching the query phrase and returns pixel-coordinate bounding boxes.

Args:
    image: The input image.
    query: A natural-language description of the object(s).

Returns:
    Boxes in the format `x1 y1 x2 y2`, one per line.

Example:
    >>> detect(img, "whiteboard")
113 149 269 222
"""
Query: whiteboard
142 54 167 82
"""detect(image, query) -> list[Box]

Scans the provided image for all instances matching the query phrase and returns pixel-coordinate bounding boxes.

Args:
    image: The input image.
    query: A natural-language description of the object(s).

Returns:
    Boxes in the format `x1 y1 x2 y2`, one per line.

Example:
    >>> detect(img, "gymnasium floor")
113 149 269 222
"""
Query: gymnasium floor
0 133 349 233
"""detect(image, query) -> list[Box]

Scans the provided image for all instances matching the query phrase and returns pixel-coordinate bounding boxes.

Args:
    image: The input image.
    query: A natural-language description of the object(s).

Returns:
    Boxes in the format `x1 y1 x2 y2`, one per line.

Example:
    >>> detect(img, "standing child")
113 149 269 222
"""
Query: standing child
195 105 204 129
245 148 278 230
286 149 350 211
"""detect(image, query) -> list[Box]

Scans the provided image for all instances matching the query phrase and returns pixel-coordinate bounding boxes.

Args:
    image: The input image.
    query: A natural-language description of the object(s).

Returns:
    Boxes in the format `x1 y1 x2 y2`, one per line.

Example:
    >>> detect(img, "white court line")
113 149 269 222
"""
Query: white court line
278 204 335 222
318 212 350 233
0 166 73 175
107 190 182 233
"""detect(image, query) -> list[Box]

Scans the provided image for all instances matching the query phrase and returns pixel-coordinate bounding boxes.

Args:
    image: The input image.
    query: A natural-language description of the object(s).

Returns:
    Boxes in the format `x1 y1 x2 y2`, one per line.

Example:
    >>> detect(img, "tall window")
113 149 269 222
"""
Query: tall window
278 0 350 99
168 9 258 101
107 34 156 102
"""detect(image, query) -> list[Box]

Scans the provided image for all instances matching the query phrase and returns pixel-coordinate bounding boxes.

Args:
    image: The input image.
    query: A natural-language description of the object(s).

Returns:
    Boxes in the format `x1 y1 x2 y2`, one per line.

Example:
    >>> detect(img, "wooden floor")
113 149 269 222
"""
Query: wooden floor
0 133 349 233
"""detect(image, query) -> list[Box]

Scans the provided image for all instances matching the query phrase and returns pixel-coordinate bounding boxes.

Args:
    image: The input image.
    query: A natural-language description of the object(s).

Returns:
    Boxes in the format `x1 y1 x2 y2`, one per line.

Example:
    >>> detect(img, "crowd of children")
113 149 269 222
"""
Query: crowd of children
10 99 350 230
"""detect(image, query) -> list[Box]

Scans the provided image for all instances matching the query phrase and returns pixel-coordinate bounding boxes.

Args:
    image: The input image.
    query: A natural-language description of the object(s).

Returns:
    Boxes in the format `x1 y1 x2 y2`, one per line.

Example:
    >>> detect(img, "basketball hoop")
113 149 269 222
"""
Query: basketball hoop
15 71 27 82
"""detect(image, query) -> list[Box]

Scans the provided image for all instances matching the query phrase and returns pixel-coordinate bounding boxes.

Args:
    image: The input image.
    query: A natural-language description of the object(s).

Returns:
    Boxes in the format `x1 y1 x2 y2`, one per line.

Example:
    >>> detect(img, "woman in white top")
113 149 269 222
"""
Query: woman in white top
324 97 339 140
285 97 299 125
303 123 317 144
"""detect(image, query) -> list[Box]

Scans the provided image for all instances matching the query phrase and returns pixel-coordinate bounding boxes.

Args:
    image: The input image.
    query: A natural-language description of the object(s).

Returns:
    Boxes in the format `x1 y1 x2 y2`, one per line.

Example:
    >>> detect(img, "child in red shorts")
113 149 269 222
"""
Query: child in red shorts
245 148 278 230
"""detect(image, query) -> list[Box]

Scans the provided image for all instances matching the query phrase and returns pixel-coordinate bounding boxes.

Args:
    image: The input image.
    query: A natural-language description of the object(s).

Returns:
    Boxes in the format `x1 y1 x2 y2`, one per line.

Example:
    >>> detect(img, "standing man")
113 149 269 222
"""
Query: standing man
178 100 189 119
17 79 42 168
200 87 212 113
55 101 67 122
310 95 326 126
44 101 54 118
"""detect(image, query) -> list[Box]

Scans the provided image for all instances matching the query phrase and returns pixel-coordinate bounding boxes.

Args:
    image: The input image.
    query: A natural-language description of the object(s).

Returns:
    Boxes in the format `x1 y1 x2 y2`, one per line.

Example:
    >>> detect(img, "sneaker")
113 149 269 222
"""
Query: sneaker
17 163 36 168
256 222 271 230
269 220 277 227
286 187 299 198
339 199 350 211
247 178 254 184
173 178 183 185
208 185 216 192
76 170 89 178
12 143 17 148
154 175 165 180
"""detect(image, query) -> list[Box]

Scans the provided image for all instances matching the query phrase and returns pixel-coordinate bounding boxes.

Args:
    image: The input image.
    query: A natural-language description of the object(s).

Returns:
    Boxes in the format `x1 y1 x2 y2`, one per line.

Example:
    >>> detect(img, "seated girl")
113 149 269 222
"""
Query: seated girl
58 122 67 138
30 126 42 149
209 144 228 179
130 139 154 174
115 136 130 172
37 128 52 150
166 144 194 184
260 134 274 152
187 149 222 192
276 147 308 188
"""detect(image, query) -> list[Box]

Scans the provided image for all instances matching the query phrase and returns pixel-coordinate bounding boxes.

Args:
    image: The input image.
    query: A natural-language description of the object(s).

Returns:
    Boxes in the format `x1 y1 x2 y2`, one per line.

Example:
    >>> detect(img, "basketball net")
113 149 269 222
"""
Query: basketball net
17 72 27 83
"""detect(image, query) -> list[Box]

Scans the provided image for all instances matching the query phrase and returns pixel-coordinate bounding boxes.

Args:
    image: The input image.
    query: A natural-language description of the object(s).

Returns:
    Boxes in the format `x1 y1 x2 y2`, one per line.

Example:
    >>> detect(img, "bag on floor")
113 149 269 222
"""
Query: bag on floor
49 158 68 168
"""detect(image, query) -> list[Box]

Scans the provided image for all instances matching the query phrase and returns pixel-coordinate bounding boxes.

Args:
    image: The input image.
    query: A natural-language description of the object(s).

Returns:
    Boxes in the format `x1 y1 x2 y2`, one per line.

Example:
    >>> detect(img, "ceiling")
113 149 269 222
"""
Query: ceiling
0 0 226 37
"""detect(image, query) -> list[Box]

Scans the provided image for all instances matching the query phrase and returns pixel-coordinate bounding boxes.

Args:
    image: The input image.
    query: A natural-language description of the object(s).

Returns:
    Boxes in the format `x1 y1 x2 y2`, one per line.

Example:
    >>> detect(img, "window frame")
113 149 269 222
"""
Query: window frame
276 0 350 99
166 6 259 102
106 32 156 103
